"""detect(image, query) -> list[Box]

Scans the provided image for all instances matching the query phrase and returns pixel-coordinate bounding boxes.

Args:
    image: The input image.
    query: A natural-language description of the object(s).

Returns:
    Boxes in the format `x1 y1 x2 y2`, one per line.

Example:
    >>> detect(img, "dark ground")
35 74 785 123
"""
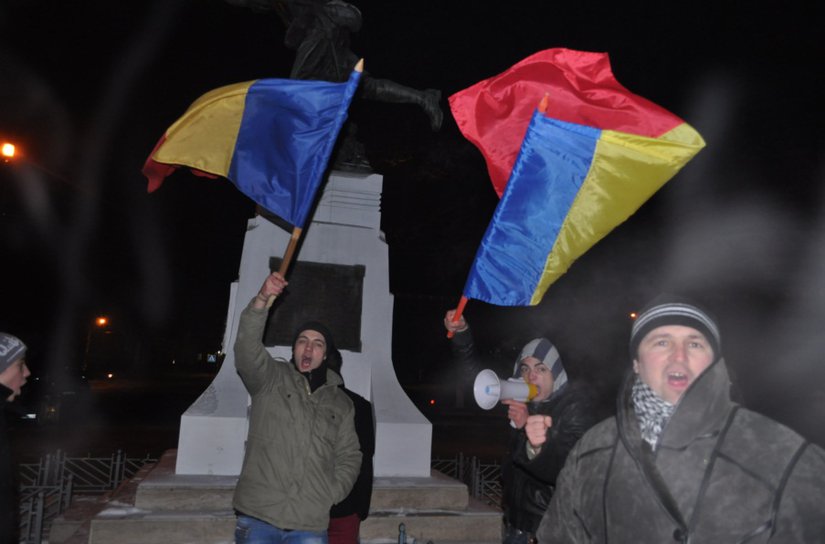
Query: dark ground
9 373 215 462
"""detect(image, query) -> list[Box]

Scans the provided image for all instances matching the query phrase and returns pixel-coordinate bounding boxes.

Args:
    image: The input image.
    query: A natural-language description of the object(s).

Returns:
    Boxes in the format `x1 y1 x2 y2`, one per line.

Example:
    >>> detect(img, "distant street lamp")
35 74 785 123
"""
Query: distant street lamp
1 139 77 187
84 315 110 372
1 142 15 160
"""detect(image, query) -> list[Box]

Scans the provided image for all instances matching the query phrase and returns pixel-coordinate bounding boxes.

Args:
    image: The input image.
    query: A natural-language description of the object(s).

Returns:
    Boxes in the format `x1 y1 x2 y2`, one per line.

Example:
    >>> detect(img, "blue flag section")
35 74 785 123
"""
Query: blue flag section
144 69 362 228
463 107 704 307
228 71 361 227
463 113 600 306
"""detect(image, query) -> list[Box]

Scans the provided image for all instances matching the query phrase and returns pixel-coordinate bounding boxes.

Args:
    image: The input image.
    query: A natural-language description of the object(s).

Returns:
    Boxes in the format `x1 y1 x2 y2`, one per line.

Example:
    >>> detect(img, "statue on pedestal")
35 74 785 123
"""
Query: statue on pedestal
225 0 444 170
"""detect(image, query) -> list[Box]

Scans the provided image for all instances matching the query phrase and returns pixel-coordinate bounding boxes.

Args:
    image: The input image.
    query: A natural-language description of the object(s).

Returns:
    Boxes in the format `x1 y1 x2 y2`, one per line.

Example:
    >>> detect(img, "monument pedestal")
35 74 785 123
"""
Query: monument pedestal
176 170 431 478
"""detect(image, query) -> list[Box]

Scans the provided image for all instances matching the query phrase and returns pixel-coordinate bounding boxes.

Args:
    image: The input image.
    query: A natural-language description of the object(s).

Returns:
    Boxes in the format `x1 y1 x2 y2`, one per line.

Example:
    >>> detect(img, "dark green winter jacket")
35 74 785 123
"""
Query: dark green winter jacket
232 302 361 532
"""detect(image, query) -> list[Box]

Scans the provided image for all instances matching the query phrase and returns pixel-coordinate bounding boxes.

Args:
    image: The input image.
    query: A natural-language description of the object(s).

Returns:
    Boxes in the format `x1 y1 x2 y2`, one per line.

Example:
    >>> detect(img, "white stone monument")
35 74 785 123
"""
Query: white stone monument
175 170 432 477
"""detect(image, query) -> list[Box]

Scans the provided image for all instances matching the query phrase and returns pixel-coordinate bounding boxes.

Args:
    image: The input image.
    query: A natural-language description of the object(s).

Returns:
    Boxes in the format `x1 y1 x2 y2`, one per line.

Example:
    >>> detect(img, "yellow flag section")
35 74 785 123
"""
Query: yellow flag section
151 81 253 178
534 123 705 303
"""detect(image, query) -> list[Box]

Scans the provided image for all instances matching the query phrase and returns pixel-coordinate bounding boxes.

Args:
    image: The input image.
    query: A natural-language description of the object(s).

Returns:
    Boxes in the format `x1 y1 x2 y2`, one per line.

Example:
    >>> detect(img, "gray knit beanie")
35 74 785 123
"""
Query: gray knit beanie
513 338 568 394
0 333 27 373
629 294 721 361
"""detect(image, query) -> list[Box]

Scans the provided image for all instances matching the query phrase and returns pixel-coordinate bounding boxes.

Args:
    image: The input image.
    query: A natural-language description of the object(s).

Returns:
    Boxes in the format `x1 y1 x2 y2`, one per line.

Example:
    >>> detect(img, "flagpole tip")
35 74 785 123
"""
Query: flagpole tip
355 59 364 73
538 94 549 113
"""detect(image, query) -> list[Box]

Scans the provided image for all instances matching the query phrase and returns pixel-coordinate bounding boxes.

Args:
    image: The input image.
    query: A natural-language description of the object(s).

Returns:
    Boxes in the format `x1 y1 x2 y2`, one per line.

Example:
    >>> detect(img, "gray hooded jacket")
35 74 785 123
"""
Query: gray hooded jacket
537 358 825 543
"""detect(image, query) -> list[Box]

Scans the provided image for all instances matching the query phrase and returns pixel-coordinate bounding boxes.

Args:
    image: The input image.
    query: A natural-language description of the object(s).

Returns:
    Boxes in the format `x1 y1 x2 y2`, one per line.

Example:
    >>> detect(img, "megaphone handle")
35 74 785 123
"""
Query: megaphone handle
446 296 469 339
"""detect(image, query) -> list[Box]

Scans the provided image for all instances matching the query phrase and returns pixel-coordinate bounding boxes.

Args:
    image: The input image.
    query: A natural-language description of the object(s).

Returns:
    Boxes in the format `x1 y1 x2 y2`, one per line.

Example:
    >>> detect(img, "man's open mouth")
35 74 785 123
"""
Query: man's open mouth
668 371 689 387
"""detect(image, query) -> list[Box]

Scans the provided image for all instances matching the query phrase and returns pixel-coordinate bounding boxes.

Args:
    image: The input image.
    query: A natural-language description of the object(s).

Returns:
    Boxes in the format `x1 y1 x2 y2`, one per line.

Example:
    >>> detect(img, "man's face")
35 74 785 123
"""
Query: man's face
634 325 714 404
1 358 31 401
518 356 554 402
293 330 327 373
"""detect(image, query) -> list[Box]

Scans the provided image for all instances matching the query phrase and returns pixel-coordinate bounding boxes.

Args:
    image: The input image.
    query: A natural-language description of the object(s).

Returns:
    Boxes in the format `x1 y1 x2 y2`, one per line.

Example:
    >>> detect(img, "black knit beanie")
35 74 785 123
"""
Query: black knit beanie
629 294 721 361
292 321 336 354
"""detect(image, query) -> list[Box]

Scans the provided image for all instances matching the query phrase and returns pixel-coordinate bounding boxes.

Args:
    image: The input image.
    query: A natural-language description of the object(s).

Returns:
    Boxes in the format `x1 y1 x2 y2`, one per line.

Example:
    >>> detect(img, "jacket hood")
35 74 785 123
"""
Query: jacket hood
512 338 568 399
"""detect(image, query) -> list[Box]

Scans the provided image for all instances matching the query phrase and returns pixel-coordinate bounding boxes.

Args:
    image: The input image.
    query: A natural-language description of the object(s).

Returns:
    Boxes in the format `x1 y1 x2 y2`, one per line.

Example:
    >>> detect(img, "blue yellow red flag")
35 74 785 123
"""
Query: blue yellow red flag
449 48 694 197
143 68 361 228
455 49 705 307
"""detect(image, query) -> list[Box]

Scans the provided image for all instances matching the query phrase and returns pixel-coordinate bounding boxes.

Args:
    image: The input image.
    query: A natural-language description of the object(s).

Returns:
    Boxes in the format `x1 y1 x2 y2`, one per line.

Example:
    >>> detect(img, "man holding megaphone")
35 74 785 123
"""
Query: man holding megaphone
444 310 601 544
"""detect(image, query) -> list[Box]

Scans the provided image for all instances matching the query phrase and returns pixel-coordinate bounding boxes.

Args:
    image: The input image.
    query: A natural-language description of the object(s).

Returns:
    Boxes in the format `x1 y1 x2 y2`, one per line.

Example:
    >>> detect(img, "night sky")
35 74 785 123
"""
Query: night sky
2 2 823 444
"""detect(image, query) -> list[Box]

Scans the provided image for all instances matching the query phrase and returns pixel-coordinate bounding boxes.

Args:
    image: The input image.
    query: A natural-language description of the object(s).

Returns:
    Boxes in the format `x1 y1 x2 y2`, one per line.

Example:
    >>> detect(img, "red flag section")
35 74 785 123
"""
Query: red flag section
448 48 686 196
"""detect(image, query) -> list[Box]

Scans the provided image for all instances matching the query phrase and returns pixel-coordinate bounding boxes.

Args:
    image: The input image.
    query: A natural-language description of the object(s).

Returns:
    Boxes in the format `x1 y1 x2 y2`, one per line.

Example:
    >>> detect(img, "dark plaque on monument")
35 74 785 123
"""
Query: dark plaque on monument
263 257 364 352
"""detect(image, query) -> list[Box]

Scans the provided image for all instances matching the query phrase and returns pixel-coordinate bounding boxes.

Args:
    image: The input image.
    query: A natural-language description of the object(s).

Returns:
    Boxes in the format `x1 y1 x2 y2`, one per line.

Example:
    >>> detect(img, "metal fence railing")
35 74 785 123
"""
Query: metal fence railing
432 453 503 509
17 450 157 544
18 477 73 544
18 450 156 494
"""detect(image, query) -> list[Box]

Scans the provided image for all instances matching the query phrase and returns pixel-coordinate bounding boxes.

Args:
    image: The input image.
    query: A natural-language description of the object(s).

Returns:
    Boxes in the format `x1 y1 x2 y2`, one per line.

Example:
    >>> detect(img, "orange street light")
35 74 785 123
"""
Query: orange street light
2 142 15 160
1 140 85 193
1 140 114 206
84 316 110 373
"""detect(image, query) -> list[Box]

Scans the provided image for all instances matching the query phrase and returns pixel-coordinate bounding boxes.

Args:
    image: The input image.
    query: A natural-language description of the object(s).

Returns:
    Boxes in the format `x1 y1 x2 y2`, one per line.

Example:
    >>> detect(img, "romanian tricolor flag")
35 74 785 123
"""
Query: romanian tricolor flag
143 68 361 228
452 48 705 307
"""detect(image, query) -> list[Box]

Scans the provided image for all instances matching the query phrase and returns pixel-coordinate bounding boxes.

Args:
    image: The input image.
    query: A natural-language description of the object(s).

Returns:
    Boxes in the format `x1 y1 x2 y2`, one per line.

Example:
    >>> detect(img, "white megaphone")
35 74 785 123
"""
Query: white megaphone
473 369 538 410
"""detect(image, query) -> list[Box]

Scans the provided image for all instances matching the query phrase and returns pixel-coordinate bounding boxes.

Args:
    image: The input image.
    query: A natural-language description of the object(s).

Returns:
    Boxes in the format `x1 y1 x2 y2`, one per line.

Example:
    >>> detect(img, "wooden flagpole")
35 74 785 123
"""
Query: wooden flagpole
266 226 303 308
264 59 364 309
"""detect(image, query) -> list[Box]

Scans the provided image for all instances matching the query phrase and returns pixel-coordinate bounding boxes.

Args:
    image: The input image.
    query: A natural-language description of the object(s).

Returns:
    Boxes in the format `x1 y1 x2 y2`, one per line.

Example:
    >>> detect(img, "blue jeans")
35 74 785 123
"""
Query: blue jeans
235 515 328 544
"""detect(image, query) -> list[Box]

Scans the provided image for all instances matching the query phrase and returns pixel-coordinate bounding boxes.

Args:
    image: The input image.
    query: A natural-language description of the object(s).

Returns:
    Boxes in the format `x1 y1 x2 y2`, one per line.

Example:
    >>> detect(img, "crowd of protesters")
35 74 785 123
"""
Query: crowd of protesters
4 273 824 544
230 270 825 543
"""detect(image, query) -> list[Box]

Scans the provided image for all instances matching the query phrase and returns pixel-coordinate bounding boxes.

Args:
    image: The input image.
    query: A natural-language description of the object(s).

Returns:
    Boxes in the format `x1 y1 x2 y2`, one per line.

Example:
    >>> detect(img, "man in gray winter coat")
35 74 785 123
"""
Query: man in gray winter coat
537 294 825 543
233 271 361 544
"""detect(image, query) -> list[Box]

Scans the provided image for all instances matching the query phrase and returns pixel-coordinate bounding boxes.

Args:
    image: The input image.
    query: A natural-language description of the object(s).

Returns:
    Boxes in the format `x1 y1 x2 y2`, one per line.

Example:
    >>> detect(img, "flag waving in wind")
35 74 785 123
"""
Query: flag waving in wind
450 48 705 307
143 66 362 228
450 48 700 197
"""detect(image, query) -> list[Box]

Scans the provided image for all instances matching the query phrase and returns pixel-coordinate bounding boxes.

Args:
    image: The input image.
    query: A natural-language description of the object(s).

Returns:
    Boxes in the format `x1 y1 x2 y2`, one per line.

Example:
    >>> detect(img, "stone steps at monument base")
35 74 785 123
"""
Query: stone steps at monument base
52 449 503 544
134 472 471 513
88 512 234 544
360 497 502 542
363 541 500 544
84 505 502 544
369 471 470 511
133 450 472 512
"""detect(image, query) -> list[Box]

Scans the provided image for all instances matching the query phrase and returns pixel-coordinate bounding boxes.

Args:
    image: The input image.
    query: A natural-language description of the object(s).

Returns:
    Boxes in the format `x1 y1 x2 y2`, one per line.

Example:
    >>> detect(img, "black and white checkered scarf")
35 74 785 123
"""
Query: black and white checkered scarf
631 376 674 450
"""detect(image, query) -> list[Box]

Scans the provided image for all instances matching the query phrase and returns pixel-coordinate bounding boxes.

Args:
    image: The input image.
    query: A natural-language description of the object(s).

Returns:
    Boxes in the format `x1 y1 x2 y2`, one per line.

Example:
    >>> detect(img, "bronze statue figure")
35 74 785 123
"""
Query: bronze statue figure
225 0 443 132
